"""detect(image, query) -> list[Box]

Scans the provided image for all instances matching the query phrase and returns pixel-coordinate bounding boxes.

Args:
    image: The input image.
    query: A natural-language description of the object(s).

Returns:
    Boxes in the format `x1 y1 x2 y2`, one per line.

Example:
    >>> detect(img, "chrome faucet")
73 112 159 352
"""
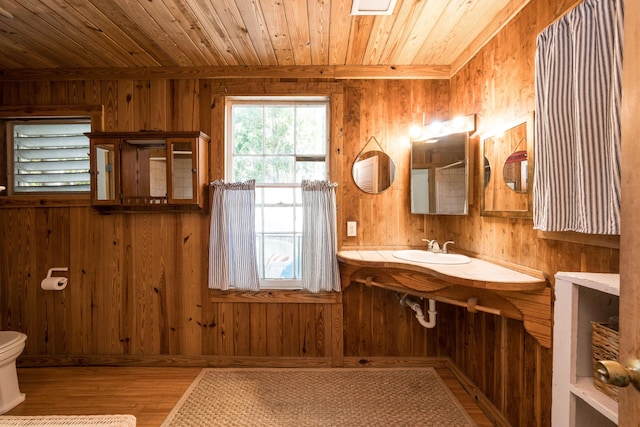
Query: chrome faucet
421 239 455 254
421 239 437 252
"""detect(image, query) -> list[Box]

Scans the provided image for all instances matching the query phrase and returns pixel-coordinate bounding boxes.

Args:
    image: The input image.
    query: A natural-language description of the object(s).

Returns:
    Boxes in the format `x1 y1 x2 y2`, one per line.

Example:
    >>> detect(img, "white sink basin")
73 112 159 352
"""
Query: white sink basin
393 250 471 265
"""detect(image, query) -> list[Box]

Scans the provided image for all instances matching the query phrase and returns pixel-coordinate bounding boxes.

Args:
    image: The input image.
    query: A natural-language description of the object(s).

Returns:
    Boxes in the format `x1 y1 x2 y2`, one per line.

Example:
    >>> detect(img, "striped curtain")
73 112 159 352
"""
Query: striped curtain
208 180 259 291
301 180 341 293
533 0 623 234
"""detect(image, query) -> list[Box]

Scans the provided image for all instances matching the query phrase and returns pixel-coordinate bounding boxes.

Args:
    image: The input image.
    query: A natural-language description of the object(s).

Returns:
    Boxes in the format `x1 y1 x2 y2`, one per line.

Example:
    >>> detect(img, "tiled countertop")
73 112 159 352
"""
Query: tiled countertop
337 250 547 291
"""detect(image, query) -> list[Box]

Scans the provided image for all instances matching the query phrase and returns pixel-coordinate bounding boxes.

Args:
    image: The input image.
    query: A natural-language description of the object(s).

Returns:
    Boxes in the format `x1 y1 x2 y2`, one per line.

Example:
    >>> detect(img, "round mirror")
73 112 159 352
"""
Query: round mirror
502 150 528 193
352 150 395 194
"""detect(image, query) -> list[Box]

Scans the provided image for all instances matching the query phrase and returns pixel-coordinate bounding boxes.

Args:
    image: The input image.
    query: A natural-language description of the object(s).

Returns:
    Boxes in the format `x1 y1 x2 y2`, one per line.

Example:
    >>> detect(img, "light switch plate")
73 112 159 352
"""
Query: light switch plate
347 221 357 237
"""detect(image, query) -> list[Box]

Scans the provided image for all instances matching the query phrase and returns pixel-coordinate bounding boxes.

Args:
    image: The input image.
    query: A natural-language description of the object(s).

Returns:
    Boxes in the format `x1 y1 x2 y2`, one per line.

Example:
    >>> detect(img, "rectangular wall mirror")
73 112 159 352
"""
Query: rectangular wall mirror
410 132 469 215
480 112 534 218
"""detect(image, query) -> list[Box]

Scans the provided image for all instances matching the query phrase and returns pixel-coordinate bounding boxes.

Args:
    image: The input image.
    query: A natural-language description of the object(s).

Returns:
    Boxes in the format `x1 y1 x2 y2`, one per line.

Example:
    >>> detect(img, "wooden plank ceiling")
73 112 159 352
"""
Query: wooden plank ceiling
0 0 530 80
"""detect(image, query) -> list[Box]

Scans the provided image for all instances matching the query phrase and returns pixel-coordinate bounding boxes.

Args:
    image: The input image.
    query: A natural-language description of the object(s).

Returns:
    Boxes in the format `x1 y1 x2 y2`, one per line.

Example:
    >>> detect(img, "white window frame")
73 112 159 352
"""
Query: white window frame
6 118 91 194
225 96 330 290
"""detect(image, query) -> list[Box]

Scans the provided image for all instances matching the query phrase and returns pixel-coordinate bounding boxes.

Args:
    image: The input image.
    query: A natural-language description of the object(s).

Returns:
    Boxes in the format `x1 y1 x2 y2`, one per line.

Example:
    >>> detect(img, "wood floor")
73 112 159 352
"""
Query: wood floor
6 366 495 426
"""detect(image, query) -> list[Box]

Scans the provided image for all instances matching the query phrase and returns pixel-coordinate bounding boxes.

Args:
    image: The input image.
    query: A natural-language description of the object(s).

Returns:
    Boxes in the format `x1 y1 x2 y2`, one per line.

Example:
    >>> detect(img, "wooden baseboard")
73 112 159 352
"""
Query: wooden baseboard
17 354 334 368
342 356 450 368
444 358 512 427
17 354 452 370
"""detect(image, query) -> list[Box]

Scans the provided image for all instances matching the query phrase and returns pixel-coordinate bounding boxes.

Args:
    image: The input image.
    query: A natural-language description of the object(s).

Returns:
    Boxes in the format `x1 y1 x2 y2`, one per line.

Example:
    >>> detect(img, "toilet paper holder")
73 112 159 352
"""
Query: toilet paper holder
41 267 69 291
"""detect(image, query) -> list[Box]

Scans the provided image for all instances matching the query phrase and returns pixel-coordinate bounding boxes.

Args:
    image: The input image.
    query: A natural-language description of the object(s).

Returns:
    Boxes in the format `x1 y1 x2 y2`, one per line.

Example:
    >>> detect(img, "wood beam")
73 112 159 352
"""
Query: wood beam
0 65 451 82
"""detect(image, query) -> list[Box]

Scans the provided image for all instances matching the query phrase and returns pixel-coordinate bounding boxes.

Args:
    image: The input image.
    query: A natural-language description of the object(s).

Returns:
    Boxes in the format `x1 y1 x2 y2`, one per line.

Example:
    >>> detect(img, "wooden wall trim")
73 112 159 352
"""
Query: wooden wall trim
209 81 345 95
0 196 90 208
342 356 449 368
332 65 449 79
536 230 620 249
0 104 104 117
17 354 458 370
210 290 342 304
0 104 104 132
17 354 335 368
444 359 512 427
16 353 486 371
0 65 451 82
619 0 640 422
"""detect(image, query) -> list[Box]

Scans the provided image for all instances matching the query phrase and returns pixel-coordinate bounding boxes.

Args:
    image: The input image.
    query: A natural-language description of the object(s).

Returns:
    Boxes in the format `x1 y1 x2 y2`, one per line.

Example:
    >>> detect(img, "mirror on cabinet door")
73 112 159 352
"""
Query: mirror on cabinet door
410 132 469 215
169 140 195 201
481 112 534 218
91 140 119 204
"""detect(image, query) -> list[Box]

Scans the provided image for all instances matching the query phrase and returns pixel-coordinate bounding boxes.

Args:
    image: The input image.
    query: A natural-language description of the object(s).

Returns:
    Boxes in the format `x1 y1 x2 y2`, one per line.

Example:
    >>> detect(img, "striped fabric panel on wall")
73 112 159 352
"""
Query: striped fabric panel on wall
208 180 260 291
533 0 623 234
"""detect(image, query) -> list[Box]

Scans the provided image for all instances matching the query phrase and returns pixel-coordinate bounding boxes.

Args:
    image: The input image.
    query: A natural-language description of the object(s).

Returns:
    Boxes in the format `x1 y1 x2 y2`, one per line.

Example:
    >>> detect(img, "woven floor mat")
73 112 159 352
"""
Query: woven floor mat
162 367 476 427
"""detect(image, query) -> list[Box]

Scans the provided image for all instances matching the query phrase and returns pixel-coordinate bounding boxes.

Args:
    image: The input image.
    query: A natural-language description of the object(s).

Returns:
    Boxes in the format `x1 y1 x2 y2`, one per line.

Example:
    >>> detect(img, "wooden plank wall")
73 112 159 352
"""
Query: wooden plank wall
340 79 450 249
0 0 624 425
0 77 450 363
430 0 620 426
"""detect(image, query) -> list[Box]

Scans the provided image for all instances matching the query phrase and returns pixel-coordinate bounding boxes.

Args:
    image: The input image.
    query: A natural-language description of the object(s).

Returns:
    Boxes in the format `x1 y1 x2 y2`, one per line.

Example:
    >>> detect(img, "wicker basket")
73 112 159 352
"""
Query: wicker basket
592 321 619 401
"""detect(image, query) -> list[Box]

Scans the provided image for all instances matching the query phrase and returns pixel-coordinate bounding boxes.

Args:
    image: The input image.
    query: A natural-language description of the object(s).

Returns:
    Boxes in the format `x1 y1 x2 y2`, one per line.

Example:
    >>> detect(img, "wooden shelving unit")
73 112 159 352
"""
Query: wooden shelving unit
553 272 620 426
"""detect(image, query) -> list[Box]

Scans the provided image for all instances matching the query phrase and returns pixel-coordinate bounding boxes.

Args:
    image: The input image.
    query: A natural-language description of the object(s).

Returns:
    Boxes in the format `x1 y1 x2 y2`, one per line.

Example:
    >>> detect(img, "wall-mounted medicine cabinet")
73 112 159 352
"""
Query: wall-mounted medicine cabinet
86 131 209 211
410 132 469 215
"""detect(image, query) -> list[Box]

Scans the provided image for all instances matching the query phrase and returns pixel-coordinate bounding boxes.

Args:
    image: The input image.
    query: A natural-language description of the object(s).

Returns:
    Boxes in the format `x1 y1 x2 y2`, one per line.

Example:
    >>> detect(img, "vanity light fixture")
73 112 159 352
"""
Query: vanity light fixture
351 0 398 15
410 114 476 143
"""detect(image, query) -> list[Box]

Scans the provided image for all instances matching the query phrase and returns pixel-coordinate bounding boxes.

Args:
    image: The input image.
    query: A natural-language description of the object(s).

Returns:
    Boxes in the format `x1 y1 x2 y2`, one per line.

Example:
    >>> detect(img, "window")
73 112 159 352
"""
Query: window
7 119 91 193
226 96 330 289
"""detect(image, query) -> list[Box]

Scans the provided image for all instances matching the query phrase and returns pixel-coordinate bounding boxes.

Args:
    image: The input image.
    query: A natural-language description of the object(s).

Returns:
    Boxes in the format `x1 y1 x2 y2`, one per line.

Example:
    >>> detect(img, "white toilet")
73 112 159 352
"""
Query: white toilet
0 331 27 414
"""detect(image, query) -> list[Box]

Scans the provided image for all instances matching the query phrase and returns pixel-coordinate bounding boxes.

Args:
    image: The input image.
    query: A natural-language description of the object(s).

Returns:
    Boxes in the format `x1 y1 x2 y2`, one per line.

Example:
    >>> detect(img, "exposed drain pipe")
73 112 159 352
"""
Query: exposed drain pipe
396 293 437 329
